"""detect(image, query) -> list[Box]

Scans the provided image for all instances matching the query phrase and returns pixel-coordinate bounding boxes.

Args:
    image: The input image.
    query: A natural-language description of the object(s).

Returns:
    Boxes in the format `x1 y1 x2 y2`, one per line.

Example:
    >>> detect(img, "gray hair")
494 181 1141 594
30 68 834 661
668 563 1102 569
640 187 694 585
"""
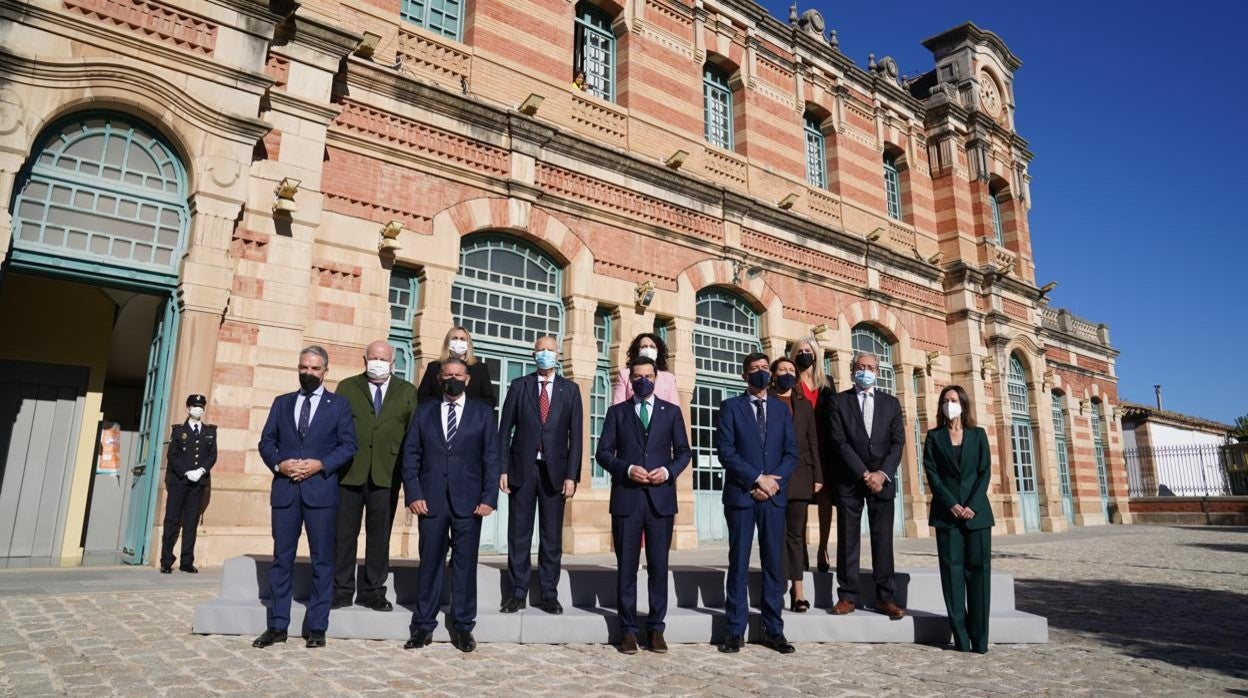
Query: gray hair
299 345 330 366
441 356 468 372
850 351 879 369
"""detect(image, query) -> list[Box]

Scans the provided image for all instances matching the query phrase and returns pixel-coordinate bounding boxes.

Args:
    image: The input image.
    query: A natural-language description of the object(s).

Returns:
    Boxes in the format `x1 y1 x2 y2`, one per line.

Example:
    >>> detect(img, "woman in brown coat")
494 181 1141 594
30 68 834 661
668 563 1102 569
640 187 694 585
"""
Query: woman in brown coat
769 357 823 611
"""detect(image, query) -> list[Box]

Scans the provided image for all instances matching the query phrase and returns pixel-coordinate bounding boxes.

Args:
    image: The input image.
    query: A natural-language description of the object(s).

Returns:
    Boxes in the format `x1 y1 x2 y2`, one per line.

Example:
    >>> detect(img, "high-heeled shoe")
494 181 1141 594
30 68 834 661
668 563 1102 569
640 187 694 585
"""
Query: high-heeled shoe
789 597 810 613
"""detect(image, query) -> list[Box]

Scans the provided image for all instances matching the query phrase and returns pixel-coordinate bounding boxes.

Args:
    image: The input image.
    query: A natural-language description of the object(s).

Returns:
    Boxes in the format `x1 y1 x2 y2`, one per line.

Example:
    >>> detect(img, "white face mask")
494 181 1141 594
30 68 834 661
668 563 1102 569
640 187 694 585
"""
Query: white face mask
943 402 963 421
448 339 468 356
366 360 391 380
188 406 205 420
638 347 659 361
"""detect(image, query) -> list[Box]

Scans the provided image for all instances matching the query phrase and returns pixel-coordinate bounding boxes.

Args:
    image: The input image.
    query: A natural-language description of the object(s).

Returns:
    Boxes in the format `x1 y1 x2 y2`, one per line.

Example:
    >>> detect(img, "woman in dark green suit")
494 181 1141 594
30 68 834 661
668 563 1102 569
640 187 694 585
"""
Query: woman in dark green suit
922 384 994 654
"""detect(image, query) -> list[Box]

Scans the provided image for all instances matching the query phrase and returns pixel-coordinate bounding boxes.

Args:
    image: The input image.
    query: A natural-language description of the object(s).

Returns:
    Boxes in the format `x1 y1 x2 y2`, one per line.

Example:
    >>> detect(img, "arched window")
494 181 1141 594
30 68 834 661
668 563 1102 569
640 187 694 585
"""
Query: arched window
453 235 564 552
1051 391 1074 523
400 0 463 41
574 2 616 101
804 113 827 189
850 324 895 394
988 183 1005 245
703 63 734 150
589 306 614 486
691 289 761 544
388 267 420 380
883 153 902 221
11 112 189 287
1008 355 1040 531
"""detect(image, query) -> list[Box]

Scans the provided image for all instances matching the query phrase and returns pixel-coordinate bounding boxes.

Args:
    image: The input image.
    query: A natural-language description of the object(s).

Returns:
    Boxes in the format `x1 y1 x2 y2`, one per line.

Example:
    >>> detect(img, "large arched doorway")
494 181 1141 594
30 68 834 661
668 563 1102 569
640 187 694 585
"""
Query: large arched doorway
1007 354 1041 531
851 323 905 536
2 112 188 566
690 289 760 545
451 234 564 552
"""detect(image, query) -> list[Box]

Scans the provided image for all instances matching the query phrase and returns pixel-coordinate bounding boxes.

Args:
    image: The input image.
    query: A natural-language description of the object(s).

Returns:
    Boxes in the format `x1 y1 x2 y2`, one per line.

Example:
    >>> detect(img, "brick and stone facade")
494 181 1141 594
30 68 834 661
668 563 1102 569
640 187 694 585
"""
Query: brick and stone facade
0 0 1128 566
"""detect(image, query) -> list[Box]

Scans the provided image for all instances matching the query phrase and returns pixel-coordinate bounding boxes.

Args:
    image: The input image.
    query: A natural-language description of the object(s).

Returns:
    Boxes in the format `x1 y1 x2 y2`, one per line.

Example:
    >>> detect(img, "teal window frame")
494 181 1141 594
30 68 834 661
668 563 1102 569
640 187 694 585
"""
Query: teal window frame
400 0 463 41
10 112 189 289
703 64 734 150
692 289 761 494
589 307 615 487
1052 393 1071 498
1008 355 1037 495
574 2 616 102
388 267 420 381
652 316 669 345
1091 400 1109 499
851 324 895 395
912 371 925 494
804 114 827 189
884 154 902 220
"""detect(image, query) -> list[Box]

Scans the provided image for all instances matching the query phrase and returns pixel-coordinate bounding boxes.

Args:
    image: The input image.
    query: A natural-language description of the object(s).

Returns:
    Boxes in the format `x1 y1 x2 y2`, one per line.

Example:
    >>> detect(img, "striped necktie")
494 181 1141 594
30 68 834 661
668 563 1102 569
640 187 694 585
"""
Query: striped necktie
445 401 458 442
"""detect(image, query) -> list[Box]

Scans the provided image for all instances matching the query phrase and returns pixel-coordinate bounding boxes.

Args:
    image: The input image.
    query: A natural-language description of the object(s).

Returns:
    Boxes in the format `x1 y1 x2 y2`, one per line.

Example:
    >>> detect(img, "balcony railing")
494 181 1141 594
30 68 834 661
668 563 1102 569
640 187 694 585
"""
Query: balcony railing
1125 443 1248 497
1041 306 1111 347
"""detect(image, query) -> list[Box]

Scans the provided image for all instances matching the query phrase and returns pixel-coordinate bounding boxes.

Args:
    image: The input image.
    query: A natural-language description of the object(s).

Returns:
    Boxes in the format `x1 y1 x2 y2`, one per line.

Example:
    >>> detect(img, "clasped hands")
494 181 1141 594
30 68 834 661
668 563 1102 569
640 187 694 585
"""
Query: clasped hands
628 466 669 485
861 470 887 494
949 504 976 520
407 499 494 517
277 459 323 482
751 473 781 501
185 467 206 483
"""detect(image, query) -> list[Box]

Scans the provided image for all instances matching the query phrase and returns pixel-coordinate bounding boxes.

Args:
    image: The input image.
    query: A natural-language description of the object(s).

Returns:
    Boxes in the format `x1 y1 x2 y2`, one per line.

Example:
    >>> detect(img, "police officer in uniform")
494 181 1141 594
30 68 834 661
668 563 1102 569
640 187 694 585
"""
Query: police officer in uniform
161 394 216 573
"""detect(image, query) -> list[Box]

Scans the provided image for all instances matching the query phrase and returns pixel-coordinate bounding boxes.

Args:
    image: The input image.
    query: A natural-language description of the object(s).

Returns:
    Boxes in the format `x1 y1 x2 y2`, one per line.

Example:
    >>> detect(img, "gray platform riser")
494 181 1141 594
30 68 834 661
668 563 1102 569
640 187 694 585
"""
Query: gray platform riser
219 557 1017 611
192 600 1047 644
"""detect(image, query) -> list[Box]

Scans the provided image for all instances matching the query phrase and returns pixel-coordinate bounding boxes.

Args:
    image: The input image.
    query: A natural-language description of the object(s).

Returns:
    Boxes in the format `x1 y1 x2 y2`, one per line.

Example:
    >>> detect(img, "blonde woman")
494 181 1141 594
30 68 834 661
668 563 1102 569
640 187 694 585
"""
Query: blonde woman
791 337 838 574
416 326 496 408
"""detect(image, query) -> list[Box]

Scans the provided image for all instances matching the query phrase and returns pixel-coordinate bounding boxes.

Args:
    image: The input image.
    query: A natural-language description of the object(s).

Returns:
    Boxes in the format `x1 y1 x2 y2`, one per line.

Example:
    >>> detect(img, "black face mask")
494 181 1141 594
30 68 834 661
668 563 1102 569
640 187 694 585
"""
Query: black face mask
442 377 466 397
298 373 322 394
794 352 816 371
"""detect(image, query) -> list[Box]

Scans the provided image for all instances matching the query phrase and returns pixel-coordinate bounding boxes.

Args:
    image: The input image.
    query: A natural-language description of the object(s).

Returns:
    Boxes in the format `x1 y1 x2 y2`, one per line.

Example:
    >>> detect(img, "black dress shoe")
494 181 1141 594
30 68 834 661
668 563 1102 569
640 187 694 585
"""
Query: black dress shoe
538 598 563 615
179 565 199 574
305 631 326 648
500 595 526 613
618 633 639 655
403 629 432 650
760 631 796 654
252 629 287 648
363 597 393 612
330 598 352 610
159 566 172 574
453 630 476 653
717 635 744 653
647 630 668 654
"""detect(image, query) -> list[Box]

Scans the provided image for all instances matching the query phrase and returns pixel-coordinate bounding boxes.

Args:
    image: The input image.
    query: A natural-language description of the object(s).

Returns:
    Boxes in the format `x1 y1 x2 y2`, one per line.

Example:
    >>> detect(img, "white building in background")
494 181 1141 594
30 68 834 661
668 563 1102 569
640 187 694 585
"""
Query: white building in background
1120 403 1235 497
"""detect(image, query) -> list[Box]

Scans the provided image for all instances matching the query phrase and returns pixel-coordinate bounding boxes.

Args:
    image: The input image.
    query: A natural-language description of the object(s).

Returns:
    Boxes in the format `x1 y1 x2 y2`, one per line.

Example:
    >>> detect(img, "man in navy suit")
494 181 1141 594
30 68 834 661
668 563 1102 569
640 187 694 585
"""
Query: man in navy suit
401 357 501 653
595 356 691 654
498 335 583 614
716 352 799 654
253 346 358 649
825 350 907 619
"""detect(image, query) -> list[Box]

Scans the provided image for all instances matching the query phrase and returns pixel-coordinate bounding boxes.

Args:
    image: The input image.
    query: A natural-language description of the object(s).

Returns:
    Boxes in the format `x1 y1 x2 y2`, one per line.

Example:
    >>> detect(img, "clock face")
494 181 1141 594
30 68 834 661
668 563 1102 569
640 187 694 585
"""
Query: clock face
979 70 1002 117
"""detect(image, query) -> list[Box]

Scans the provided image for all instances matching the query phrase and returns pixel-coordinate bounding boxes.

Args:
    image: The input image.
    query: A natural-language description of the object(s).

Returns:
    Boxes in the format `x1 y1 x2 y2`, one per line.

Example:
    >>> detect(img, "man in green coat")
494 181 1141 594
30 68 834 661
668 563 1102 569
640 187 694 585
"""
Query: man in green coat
333 340 418 611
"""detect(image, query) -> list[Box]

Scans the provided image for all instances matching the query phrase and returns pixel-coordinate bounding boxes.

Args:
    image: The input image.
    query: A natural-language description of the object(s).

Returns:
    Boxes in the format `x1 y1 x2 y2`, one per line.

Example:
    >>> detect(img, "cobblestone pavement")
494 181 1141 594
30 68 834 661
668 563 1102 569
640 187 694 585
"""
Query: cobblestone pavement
1 525 1245 696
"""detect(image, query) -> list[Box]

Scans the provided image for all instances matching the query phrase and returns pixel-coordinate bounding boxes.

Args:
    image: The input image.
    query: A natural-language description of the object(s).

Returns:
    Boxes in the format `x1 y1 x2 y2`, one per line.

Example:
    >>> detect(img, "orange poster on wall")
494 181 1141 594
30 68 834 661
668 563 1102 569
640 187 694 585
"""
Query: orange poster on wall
96 422 121 476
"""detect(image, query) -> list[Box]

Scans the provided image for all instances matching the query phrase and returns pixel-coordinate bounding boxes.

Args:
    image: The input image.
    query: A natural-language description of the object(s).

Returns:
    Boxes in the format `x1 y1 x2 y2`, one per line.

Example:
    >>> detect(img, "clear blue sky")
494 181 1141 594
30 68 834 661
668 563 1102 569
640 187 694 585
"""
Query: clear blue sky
760 0 1247 425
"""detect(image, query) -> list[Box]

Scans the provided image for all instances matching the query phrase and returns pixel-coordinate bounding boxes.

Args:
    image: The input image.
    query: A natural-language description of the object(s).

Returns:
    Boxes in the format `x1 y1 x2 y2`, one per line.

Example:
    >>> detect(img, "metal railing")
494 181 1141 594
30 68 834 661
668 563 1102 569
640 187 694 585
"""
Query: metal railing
1125 442 1248 497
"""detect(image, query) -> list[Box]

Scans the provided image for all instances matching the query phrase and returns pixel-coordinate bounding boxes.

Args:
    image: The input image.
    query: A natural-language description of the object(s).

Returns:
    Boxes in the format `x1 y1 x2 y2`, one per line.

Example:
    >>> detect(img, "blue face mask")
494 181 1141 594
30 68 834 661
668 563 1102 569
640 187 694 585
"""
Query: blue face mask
747 369 771 391
631 376 655 398
773 374 798 392
852 369 877 390
534 350 558 370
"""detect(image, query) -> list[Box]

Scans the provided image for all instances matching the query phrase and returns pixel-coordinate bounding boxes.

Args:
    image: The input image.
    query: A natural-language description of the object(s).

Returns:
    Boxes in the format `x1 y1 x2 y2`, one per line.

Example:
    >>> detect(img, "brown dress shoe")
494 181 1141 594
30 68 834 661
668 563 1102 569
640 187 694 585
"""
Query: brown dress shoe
648 630 668 654
875 600 906 620
619 633 639 655
832 598 856 615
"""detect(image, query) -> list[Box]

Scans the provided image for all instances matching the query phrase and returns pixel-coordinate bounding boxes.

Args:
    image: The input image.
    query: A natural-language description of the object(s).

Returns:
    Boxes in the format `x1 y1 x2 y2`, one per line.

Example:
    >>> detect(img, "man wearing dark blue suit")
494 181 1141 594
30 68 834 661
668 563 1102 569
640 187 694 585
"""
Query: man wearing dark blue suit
401 357 501 653
595 356 691 654
498 335 583 615
716 352 799 654
253 346 358 649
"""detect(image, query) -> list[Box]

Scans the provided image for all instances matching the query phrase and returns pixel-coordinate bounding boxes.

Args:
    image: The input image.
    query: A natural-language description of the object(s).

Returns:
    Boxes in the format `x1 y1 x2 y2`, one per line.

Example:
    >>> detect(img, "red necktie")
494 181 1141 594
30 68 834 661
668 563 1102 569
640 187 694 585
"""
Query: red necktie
539 380 550 424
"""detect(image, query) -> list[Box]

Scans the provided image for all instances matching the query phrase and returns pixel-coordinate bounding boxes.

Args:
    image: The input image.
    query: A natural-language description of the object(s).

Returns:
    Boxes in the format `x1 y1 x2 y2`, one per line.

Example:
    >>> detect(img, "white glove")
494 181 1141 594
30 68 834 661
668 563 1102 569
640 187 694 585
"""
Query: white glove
186 468 206 483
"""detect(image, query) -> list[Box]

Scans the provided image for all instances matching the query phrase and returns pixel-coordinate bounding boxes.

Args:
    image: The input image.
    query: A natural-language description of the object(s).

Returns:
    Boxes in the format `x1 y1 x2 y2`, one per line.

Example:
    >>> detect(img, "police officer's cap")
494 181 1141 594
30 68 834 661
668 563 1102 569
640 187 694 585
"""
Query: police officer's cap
186 394 207 407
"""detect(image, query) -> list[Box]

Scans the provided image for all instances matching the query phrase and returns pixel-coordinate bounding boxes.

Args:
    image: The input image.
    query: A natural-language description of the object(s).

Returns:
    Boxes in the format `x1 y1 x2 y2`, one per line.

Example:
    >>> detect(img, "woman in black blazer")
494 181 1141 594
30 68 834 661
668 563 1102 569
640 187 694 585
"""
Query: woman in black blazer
416 326 497 409
769 357 823 612
922 384 995 654
790 337 838 574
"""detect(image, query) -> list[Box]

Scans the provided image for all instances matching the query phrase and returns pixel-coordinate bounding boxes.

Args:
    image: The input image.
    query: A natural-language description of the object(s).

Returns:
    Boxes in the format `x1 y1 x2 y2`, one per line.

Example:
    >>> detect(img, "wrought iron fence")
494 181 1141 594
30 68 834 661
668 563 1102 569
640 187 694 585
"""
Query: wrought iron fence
1125 442 1248 497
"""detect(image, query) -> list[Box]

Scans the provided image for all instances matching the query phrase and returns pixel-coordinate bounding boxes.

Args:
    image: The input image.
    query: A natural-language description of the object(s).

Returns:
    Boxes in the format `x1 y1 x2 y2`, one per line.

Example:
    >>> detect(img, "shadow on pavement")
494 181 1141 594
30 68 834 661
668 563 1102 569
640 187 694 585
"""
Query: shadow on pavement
1185 542 1248 554
1015 578 1248 680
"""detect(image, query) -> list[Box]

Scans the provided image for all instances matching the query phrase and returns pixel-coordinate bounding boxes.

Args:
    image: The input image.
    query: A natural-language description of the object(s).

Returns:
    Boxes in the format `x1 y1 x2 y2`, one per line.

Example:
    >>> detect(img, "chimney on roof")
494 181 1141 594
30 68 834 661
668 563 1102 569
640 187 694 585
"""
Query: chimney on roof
1154 384 1163 411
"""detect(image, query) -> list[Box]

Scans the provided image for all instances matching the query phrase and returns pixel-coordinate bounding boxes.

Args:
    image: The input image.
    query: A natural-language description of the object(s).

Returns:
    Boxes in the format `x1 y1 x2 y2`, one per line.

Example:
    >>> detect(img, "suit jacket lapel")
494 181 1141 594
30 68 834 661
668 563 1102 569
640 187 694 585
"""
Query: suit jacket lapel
286 393 300 436
307 392 333 435
934 428 958 472
544 375 562 427
626 399 646 449
742 395 765 448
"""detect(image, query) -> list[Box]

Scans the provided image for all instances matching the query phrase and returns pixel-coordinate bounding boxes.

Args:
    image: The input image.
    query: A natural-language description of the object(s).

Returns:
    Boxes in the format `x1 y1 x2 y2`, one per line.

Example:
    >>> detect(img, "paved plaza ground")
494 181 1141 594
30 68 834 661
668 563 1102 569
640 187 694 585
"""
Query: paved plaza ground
1 524 1245 696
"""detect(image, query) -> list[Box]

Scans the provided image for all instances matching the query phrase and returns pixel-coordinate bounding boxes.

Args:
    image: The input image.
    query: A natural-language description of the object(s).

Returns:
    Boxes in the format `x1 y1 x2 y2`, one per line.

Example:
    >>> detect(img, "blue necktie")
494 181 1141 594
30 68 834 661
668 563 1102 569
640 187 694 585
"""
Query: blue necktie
298 392 312 438
753 398 766 442
373 384 383 416
446 401 458 442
